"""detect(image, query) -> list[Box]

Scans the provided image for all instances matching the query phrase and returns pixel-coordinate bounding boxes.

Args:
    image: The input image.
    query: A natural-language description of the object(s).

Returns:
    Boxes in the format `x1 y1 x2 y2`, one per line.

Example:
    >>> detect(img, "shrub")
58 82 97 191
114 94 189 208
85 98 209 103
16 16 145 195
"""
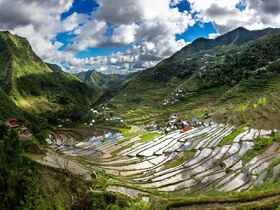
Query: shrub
126 96 143 104
0 126 40 209
267 59 280 73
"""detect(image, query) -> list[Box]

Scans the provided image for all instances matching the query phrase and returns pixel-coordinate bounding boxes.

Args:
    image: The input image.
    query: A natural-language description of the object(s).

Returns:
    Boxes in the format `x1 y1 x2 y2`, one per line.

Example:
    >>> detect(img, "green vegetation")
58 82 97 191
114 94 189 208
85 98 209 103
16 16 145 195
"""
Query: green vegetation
0 124 146 210
0 88 23 120
87 191 128 210
77 69 133 92
118 126 143 138
140 132 161 142
0 123 94 210
2 27 280 210
86 169 280 210
85 170 152 210
164 150 196 169
16 71 97 112
0 124 36 209
266 157 280 180
218 126 245 146
242 133 280 162
105 28 280 129
0 31 100 124
84 191 151 210
162 180 280 209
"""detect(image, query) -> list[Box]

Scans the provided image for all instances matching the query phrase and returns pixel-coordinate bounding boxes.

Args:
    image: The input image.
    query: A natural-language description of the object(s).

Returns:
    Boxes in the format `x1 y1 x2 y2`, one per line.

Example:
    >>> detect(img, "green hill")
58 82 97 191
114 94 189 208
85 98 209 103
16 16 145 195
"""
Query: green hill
77 69 133 91
0 31 100 120
105 27 280 128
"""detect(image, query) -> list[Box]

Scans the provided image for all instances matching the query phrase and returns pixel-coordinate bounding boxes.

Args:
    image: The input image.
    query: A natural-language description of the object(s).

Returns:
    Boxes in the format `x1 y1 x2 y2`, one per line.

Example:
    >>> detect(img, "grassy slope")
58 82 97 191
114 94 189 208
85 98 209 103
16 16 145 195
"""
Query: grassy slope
0 32 100 119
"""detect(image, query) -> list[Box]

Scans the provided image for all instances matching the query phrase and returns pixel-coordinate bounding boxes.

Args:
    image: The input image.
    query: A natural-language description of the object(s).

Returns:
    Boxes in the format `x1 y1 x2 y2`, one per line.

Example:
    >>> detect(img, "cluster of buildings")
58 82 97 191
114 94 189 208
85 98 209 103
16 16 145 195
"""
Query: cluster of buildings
4 118 32 141
162 88 185 106
164 114 192 133
145 113 210 134
85 105 124 127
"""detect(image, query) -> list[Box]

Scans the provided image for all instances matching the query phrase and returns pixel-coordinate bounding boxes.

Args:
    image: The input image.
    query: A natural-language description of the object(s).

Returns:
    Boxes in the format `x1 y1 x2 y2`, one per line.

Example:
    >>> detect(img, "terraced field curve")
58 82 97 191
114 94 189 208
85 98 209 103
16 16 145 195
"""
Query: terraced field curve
43 123 280 202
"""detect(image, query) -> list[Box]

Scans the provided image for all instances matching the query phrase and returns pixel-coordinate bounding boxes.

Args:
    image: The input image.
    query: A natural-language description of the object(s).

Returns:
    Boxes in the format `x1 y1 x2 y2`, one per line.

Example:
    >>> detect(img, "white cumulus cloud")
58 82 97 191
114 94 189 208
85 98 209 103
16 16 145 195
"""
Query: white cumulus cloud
68 0 195 72
1 0 280 73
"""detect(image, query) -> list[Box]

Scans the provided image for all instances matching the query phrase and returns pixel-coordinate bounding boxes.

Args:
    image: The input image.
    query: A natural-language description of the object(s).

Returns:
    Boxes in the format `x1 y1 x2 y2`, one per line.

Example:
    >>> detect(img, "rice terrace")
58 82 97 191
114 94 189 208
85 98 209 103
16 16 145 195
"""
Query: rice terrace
1 0 280 209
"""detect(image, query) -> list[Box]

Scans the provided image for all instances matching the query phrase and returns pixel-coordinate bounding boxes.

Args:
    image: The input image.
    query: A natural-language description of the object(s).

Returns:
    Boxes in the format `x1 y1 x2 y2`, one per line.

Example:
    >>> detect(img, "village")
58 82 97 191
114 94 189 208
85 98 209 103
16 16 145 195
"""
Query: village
84 104 124 128
0 118 32 141
162 88 185 106
81 102 212 135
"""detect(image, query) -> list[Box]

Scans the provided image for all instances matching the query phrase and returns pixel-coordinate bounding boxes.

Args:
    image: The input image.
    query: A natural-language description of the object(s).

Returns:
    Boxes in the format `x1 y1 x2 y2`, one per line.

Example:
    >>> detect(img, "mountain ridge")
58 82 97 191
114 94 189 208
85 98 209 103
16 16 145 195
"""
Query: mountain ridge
176 27 280 58
0 31 100 120
77 69 136 92
104 27 280 128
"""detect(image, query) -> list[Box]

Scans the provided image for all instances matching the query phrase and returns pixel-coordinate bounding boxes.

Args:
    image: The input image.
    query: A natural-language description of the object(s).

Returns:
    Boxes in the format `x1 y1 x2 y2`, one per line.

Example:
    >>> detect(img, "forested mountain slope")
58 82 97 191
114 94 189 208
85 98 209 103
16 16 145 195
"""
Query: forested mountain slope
106 28 280 128
0 31 100 120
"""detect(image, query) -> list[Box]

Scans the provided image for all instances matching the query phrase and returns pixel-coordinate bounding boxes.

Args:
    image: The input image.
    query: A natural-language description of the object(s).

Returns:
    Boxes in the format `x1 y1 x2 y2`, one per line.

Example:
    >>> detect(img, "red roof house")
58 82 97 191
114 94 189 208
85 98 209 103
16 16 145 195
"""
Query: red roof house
5 118 19 128
181 127 192 133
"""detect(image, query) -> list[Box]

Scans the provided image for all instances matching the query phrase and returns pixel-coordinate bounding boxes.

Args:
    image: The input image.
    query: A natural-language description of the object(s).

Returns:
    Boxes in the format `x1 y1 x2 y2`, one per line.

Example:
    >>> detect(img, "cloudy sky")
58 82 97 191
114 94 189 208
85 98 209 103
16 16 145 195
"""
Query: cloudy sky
0 0 280 73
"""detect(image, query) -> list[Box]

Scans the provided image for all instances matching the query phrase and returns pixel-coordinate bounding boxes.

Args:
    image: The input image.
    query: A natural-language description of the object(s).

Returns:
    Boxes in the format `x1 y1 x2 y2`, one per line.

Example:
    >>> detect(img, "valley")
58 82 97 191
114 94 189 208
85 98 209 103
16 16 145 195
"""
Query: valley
1 27 280 210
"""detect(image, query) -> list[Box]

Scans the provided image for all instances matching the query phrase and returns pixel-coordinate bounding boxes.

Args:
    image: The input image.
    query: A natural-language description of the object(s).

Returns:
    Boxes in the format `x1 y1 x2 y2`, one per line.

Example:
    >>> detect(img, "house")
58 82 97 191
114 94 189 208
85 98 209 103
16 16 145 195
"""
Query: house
110 117 124 123
90 109 99 114
18 127 32 141
182 120 190 127
4 118 32 141
145 123 160 131
5 118 19 128
191 117 199 126
181 127 192 133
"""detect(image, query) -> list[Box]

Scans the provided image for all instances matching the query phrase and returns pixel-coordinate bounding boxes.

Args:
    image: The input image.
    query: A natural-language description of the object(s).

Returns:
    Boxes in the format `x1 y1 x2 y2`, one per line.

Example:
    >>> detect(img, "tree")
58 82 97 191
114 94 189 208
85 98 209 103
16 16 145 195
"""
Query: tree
0 125 38 209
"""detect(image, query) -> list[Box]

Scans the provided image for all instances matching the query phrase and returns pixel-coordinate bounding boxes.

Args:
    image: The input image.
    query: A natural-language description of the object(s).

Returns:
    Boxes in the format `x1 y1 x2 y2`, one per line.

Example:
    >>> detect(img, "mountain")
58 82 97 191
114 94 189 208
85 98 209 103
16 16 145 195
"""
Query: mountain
46 62 64 73
105 27 280 128
0 31 100 119
2 29 280 210
77 69 135 92
175 27 280 57
139 27 280 82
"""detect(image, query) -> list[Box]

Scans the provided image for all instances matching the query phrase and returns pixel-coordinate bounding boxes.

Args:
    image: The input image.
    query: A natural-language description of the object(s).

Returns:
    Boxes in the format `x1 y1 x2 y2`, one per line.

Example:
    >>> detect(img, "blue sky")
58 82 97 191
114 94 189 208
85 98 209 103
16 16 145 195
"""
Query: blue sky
61 0 99 19
1 0 277 73
57 0 217 59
